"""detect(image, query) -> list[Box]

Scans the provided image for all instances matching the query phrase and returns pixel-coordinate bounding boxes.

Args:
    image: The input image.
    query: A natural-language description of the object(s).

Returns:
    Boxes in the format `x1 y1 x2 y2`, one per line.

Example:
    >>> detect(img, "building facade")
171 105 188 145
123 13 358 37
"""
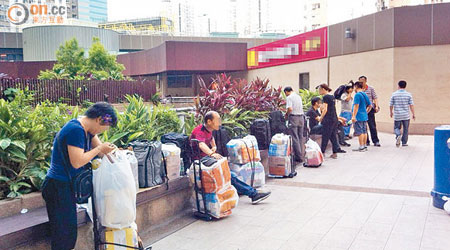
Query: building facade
0 0 8 28
246 3 450 135
99 17 175 35
77 0 107 23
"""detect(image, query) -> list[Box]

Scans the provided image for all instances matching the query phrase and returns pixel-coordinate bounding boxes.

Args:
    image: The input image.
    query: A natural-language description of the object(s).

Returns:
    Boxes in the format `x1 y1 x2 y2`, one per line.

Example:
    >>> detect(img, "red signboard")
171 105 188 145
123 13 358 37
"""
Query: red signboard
247 27 328 69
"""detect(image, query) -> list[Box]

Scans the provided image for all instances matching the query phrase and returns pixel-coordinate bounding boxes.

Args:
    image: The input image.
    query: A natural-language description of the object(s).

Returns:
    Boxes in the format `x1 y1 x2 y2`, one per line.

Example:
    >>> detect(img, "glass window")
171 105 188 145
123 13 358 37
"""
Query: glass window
167 74 192 88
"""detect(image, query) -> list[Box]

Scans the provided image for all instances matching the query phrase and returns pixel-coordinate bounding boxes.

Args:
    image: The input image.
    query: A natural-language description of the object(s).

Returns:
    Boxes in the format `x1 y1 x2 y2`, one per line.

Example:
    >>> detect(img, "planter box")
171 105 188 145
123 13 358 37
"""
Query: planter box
0 177 192 250
0 192 45 219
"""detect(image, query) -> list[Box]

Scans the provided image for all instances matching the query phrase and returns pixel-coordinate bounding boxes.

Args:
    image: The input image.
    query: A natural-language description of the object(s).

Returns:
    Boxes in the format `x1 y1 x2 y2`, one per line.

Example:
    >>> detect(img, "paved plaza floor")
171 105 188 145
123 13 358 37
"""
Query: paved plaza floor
152 133 450 250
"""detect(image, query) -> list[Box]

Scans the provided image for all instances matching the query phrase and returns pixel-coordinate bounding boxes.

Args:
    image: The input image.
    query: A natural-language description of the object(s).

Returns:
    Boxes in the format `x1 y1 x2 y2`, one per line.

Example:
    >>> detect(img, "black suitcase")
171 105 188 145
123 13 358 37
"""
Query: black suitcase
161 132 192 174
212 126 232 157
250 119 271 150
269 110 288 135
129 140 167 188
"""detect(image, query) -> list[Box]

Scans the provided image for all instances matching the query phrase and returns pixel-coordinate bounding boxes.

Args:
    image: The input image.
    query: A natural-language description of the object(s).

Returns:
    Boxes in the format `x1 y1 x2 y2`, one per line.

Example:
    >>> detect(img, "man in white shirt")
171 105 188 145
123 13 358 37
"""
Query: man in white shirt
284 86 305 163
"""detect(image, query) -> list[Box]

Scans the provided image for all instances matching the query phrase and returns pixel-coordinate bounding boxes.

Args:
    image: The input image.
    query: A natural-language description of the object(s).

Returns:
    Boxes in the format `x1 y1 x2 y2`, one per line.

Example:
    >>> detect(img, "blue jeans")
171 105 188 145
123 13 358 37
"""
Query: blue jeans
394 120 410 145
231 172 257 198
340 111 352 136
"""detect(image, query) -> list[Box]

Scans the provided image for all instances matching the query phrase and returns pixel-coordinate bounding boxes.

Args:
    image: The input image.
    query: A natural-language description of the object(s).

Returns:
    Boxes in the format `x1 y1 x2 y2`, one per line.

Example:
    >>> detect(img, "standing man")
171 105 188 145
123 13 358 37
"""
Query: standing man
390 80 415 147
351 81 372 152
359 76 381 147
284 87 305 163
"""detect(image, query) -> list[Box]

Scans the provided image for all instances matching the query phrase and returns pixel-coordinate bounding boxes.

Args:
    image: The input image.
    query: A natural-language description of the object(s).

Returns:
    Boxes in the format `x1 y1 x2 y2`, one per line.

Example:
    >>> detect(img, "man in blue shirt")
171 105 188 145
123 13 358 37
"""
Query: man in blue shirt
351 81 372 152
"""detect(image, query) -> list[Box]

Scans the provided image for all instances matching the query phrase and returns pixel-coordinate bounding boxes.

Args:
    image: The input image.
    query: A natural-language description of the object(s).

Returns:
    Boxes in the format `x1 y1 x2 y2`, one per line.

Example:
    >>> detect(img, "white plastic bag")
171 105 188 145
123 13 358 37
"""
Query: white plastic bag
93 150 137 229
229 162 265 188
124 150 139 192
162 144 182 180
304 139 324 166
226 135 261 164
269 133 291 156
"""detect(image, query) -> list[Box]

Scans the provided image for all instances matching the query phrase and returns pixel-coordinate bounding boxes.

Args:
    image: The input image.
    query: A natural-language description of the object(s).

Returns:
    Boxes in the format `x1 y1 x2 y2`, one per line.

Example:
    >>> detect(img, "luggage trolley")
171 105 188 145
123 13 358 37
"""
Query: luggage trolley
90 164 152 250
190 139 213 221
268 133 297 178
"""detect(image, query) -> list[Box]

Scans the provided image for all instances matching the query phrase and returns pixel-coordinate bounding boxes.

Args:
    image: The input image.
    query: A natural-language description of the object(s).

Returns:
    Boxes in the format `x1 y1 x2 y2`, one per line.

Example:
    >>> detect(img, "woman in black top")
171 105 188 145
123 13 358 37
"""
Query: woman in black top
317 84 345 158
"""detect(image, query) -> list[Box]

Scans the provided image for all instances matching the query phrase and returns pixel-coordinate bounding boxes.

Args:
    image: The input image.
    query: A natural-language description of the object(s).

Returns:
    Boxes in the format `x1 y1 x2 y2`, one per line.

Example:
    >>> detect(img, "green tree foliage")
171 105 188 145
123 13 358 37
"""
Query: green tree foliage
38 37 126 80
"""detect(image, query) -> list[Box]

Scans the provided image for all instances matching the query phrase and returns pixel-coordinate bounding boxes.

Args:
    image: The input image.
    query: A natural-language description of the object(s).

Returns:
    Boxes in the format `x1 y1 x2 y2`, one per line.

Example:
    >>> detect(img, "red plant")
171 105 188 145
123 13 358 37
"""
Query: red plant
196 73 284 116
197 74 235 117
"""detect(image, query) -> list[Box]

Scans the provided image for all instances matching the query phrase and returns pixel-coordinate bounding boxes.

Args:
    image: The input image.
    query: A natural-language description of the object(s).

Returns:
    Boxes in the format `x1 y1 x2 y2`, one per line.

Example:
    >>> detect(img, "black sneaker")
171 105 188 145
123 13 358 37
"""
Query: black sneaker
251 191 271 204
402 144 408 147
336 149 346 153
374 142 381 147
366 142 371 146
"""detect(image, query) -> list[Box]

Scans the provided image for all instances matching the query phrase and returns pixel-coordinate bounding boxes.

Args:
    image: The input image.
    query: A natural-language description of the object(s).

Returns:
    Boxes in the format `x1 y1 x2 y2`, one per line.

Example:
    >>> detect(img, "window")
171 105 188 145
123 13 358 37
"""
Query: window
299 73 310 90
167 74 192 88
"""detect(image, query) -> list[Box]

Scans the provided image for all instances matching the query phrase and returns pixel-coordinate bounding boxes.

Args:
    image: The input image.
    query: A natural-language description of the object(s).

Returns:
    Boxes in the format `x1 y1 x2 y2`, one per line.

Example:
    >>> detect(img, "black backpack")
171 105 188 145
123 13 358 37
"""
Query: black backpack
250 119 271 150
212 126 232 157
161 132 192 173
334 85 346 100
129 140 167 188
269 110 287 135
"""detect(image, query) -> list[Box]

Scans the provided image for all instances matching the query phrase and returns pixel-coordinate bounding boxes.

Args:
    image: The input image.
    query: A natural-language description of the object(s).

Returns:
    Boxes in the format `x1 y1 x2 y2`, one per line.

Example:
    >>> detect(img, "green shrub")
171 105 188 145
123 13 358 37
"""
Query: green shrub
299 89 321 112
0 91 80 199
101 95 182 147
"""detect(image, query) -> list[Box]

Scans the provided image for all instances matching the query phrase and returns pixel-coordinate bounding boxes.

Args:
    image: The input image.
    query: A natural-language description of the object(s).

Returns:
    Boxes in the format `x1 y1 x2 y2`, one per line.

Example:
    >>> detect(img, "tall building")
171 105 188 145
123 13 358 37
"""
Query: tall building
303 0 328 32
303 0 378 32
66 0 79 19
387 0 450 8
0 0 9 28
77 0 107 23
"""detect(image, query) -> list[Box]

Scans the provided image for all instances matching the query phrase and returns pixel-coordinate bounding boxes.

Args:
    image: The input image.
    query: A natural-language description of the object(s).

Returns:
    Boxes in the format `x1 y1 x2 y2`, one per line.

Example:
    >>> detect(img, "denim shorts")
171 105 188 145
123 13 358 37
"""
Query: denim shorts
354 121 368 136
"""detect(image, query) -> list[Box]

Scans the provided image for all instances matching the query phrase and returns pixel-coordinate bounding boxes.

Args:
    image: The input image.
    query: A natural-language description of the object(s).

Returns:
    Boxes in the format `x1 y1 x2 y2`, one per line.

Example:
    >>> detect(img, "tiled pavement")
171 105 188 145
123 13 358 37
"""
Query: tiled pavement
151 133 450 250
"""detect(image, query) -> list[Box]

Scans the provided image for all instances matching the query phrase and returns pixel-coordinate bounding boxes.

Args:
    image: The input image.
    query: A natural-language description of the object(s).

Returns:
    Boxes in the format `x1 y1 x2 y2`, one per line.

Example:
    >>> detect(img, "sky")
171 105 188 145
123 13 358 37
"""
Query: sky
106 0 379 36
107 0 377 23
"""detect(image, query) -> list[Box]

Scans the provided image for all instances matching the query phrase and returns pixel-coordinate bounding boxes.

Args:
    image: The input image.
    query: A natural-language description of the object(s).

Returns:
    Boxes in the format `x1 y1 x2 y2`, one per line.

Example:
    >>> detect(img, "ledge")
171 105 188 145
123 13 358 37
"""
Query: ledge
0 177 190 250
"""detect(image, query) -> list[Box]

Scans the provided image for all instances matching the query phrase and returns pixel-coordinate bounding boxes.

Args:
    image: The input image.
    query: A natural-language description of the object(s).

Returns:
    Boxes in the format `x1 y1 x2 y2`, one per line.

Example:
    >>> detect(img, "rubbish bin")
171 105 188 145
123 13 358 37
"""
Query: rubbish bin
431 125 450 209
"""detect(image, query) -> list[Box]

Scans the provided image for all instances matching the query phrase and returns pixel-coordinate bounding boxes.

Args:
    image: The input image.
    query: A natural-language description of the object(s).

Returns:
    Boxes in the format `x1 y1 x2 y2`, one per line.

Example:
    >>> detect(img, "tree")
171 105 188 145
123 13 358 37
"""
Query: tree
55 38 85 78
38 37 126 80
38 38 84 80
84 37 125 80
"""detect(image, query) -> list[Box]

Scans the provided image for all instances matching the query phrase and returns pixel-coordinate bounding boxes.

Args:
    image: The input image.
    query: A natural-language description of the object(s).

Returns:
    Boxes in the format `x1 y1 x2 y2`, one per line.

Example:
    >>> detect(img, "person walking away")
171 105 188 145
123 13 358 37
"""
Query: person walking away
351 82 372 152
389 80 415 147
42 102 118 250
340 84 354 139
359 76 381 147
284 87 305 163
317 84 346 159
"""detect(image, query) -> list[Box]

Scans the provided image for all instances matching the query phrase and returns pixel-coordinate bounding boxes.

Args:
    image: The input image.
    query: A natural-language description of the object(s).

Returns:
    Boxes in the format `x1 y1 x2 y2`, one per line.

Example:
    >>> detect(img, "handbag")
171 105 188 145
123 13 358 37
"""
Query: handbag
57 130 93 204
